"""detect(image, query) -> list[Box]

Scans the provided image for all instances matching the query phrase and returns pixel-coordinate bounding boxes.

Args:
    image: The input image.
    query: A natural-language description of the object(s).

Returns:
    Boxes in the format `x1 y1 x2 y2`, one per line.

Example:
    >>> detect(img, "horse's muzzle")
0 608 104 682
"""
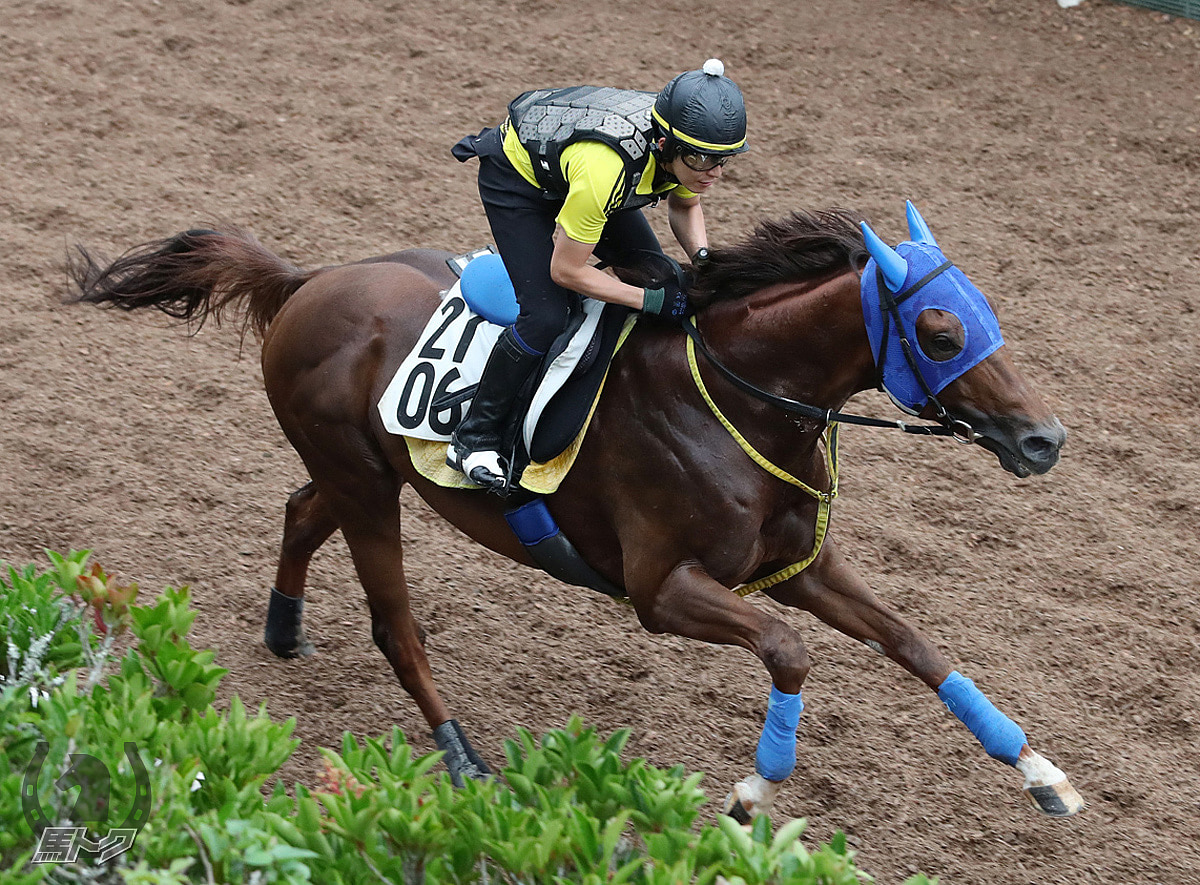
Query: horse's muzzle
976 416 1066 478
1018 421 1066 474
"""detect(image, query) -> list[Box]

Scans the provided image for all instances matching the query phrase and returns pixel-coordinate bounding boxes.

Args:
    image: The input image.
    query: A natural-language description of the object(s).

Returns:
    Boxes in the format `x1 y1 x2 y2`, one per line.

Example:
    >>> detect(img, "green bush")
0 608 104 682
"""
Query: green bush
0 551 935 885
0 552 95 683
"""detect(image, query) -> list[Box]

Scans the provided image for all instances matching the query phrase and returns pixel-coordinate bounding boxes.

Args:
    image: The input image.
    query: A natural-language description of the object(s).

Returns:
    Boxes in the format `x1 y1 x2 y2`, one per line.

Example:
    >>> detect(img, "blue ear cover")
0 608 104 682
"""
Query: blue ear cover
860 221 909 292
905 200 939 247
860 208 1005 413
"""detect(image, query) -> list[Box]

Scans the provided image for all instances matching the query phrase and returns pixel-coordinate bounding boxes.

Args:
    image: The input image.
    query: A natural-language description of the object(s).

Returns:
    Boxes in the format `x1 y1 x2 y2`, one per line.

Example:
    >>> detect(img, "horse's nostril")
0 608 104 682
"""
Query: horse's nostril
1020 434 1061 465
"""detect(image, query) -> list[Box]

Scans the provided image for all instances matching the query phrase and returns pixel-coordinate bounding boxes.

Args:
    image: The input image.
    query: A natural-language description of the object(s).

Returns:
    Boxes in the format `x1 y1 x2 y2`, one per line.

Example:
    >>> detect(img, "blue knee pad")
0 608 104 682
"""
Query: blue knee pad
755 686 803 781
937 671 1026 766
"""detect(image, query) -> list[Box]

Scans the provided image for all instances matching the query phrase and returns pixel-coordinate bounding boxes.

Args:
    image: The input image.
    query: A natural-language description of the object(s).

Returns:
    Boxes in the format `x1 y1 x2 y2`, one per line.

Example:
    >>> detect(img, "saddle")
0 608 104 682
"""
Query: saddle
376 250 635 492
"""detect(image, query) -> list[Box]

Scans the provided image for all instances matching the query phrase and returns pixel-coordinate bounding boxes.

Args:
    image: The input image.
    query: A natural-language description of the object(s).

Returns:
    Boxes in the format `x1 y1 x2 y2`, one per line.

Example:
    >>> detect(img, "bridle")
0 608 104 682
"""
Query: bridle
869 262 977 443
681 262 977 443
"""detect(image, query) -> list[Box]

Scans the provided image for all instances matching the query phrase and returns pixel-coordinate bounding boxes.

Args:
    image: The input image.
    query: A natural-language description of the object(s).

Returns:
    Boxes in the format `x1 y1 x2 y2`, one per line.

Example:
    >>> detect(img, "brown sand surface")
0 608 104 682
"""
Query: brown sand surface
2 1 1198 881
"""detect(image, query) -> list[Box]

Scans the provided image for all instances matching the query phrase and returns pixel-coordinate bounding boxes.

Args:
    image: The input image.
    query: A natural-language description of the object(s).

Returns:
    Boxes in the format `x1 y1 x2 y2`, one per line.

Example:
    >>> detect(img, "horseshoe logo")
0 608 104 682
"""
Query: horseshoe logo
20 742 51 837
22 742 152 845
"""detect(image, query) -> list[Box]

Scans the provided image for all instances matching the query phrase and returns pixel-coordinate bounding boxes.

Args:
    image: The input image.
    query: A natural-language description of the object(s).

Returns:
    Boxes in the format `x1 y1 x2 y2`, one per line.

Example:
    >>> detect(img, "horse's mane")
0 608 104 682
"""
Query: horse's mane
689 208 868 309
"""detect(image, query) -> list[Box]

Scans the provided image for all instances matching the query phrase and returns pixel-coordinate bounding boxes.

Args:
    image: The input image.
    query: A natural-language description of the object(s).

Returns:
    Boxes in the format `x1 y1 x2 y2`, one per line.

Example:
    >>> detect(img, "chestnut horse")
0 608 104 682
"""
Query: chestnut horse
68 205 1084 820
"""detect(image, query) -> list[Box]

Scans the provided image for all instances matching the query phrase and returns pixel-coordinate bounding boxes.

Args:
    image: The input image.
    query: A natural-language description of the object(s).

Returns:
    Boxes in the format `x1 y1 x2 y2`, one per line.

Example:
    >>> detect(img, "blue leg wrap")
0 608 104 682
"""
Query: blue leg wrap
755 686 803 781
937 671 1027 766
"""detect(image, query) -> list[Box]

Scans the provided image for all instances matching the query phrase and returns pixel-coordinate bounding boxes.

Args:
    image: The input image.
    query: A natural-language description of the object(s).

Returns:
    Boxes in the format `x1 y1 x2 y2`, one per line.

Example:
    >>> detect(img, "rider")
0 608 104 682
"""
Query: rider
446 59 749 493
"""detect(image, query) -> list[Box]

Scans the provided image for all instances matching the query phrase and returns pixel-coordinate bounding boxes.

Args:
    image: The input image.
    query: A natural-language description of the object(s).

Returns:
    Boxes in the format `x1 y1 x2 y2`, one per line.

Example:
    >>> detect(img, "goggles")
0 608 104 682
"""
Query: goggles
679 150 732 172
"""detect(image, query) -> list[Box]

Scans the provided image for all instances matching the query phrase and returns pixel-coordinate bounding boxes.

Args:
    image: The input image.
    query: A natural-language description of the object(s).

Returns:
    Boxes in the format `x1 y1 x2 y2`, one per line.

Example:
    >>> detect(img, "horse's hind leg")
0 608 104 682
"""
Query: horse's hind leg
264 482 338 658
766 537 1085 817
308 465 489 786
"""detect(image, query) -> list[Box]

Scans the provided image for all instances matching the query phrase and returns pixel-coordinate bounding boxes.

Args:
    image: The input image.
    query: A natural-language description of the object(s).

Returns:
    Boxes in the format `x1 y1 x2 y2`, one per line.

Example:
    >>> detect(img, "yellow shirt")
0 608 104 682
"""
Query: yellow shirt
502 123 697 244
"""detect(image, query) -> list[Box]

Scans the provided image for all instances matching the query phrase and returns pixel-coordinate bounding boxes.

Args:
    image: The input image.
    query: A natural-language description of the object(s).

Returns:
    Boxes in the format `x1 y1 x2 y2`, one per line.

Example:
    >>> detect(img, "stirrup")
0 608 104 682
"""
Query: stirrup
446 444 510 495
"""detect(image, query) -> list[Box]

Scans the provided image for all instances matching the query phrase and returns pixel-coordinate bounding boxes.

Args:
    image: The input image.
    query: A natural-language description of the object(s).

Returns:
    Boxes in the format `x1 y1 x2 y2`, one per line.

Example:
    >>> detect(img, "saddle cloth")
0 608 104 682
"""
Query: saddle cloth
377 255 636 493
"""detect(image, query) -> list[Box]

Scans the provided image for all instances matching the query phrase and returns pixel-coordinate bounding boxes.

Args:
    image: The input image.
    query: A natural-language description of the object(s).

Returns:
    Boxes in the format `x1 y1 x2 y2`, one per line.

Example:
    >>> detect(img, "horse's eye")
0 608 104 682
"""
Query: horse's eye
916 309 965 362
930 333 961 359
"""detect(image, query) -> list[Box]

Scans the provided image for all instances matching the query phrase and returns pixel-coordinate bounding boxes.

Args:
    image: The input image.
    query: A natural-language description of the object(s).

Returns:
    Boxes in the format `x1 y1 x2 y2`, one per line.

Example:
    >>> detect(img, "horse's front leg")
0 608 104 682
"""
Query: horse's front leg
627 560 811 823
766 537 1085 817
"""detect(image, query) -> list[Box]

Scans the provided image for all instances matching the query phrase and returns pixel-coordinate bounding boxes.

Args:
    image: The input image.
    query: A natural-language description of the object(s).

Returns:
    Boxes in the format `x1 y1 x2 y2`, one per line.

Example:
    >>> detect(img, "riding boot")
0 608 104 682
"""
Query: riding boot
446 326 542 494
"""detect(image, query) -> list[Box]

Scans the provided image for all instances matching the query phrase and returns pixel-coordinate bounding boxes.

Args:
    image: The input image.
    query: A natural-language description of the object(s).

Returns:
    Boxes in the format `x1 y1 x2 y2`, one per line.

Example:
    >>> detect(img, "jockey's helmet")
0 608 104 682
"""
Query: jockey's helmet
652 59 749 158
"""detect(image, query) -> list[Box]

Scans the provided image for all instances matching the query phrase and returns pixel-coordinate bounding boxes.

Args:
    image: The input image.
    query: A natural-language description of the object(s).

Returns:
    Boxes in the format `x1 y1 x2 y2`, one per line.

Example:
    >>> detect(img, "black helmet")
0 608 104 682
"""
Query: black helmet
652 59 748 156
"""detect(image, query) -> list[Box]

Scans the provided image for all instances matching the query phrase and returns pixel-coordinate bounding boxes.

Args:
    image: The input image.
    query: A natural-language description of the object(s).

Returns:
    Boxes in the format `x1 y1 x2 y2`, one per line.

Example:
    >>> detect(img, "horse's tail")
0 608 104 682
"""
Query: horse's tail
67 227 319 337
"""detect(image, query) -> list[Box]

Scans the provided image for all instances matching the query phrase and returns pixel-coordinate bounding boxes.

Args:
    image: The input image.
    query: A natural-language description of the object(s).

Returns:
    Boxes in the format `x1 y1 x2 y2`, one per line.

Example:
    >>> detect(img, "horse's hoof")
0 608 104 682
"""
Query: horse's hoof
265 634 316 659
433 719 493 787
721 793 753 825
721 774 783 824
1017 750 1085 817
1024 778 1086 817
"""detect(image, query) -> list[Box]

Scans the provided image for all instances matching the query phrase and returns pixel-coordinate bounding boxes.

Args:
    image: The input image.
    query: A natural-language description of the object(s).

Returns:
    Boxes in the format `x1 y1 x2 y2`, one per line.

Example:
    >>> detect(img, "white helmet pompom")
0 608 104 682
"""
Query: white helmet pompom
702 58 725 77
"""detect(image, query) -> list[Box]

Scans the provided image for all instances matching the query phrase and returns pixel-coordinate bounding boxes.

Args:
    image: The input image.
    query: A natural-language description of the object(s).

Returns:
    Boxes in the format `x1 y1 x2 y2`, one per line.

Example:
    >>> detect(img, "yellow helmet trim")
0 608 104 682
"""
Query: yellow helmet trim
651 107 747 154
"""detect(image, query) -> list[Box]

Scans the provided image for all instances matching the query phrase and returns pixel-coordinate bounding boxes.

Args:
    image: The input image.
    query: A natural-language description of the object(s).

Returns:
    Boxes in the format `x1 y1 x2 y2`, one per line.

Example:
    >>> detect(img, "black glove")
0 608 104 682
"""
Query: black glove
641 279 691 320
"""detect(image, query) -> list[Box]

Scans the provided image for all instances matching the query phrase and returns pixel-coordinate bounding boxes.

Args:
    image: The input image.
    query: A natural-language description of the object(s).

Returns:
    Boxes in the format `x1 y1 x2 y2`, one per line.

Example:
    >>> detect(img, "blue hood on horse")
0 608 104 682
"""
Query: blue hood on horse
860 203 1005 415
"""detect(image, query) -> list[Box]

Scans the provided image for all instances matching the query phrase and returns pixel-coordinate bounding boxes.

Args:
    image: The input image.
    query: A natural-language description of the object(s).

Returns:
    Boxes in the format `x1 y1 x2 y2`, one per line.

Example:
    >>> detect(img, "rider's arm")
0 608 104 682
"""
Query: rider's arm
549 231 646 308
667 191 707 261
550 143 658 309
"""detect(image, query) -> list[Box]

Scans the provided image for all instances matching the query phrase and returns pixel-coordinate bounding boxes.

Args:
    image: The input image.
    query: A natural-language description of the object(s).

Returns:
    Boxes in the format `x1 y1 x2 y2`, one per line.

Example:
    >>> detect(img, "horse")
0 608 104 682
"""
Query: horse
67 203 1085 821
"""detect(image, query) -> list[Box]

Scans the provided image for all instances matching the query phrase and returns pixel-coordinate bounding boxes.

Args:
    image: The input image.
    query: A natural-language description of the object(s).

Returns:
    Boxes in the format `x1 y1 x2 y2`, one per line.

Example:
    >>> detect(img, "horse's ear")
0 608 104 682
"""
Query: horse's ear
860 222 908 292
905 201 939 247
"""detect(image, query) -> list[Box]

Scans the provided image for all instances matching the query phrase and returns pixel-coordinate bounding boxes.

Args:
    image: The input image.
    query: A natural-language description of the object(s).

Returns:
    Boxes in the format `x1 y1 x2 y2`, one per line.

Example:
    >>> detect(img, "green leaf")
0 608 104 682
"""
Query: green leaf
244 846 273 866
830 828 847 855
770 817 808 853
750 812 772 844
716 813 755 856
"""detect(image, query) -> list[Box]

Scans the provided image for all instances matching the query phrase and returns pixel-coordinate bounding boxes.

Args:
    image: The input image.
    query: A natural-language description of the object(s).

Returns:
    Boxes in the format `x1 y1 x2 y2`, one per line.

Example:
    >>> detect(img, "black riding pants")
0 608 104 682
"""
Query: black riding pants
474 134 663 355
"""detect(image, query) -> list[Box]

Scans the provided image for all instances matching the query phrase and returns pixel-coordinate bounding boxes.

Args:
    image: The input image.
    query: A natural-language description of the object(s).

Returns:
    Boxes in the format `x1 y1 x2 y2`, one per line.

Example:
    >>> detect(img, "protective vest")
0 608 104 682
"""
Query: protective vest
508 86 661 210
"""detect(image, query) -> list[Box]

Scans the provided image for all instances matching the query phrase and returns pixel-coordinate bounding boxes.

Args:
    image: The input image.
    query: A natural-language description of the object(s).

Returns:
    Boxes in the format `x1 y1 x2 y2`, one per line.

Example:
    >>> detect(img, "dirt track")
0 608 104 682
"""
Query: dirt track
2 0 1199 882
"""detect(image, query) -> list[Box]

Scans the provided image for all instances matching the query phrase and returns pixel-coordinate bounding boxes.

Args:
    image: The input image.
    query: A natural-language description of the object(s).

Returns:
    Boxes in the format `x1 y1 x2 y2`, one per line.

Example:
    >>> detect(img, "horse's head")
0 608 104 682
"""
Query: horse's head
860 204 1065 477
55 753 111 824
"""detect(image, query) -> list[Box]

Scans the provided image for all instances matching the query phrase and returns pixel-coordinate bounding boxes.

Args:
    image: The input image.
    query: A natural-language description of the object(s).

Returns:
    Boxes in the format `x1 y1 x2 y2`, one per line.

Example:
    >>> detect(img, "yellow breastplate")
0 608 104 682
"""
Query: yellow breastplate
686 335 839 596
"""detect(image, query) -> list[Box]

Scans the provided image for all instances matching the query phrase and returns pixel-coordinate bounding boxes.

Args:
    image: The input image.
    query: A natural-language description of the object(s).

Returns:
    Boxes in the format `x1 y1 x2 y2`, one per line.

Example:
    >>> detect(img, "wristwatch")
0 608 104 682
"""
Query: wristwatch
692 247 711 266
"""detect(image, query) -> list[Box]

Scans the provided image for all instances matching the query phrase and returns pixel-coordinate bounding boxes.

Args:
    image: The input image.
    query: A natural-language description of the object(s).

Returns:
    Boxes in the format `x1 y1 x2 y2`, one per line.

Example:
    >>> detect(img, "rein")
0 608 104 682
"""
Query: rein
678 266 960 595
681 256 979 444
685 335 838 596
676 263 977 595
680 316 963 439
